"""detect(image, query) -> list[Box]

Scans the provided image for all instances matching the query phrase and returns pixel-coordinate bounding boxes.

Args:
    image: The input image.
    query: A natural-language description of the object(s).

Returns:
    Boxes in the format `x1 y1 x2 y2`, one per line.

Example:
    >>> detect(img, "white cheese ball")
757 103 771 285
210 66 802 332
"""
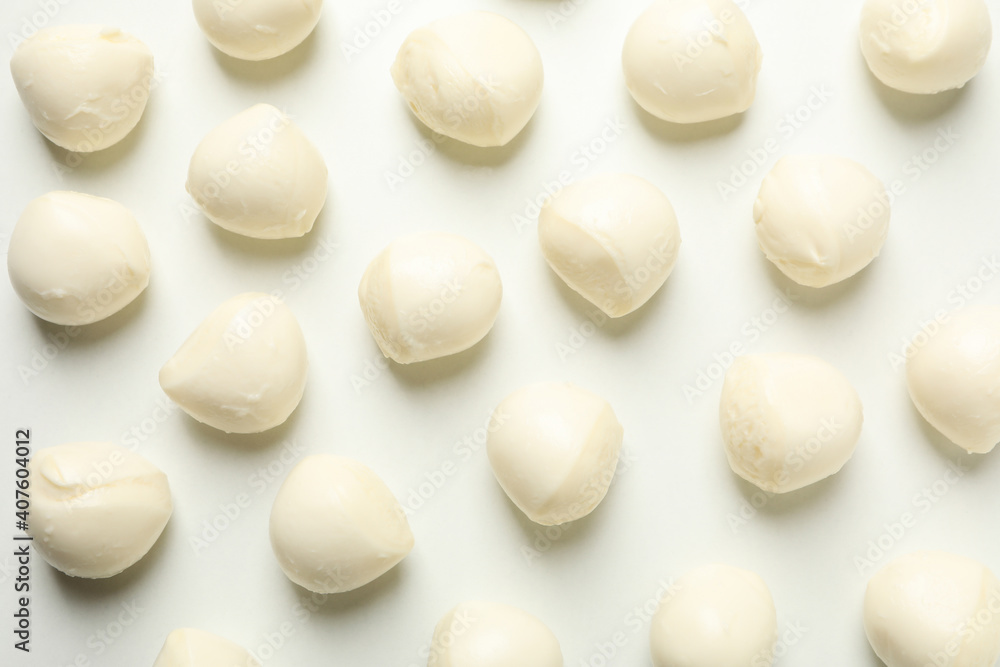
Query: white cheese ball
269 455 414 594
10 25 153 152
186 104 328 239
358 232 502 364
159 292 308 434
28 442 172 579
487 382 624 526
720 354 864 493
907 305 1000 454
428 601 563 667
622 0 762 124
153 628 259 667
193 0 322 61
7 191 151 326
538 173 681 318
650 564 777 667
754 154 890 288
391 11 544 147
860 0 992 94
864 551 1000 667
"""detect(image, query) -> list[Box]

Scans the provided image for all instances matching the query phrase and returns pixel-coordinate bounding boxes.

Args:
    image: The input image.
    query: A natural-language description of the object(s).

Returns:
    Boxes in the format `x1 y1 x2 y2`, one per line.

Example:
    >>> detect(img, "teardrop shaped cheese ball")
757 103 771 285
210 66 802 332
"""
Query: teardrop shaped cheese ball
10 25 153 152
487 382 624 526
907 305 1000 454
539 174 681 318
860 0 992 94
153 628 259 667
623 0 762 124
720 354 863 493
864 551 1000 667
358 232 503 364
187 104 328 239
193 0 322 61
754 155 890 288
159 293 308 434
28 442 172 579
269 455 414 594
428 601 563 667
650 564 777 667
7 191 151 326
391 11 544 147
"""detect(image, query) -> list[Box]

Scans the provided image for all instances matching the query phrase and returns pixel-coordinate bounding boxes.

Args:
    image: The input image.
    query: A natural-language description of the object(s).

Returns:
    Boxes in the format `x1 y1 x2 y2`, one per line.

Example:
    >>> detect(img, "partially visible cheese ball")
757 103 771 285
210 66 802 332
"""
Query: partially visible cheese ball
159 293 308 434
864 551 1000 667
153 628 259 667
358 232 502 364
186 104 328 239
487 382 624 526
907 305 1000 454
391 11 544 147
269 455 414 594
650 564 777 667
860 0 992 94
193 0 322 61
720 354 864 493
754 155 890 288
622 0 762 124
7 191 151 326
28 442 172 579
538 173 681 318
428 601 563 667
10 25 153 152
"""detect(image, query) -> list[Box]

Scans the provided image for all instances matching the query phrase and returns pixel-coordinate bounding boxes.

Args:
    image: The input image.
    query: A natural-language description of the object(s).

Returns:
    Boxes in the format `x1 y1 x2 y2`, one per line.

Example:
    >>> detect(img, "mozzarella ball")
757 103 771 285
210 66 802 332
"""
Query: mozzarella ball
186 104 328 239
487 382 623 526
864 551 1000 667
193 0 322 61
358 232 502 364
391 11 543 147
622 0 762 124
650 564 777 667
7 191 151 326
10 25 153 152
720 354 864 493
159 293 308 434
153 628 259 667
428 601 563 667
269 455 414 594
907 305 1000 454
754 155 890 288
538 173 681 318
860 0 992 94
28 442 172 579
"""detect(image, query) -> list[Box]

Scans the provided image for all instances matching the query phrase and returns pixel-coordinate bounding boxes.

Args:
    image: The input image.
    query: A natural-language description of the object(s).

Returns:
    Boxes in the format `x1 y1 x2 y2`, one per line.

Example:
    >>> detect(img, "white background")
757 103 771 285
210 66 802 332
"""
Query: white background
2 0 1000 665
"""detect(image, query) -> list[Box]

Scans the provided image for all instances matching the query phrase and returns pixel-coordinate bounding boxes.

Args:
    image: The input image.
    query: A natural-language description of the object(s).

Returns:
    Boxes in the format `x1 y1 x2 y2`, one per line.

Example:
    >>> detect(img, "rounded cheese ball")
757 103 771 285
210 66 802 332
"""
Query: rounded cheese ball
907 305 1000 454
7 191 151 326
10 25 153 152
860 0 992 94
428 601 563 667
650 564 777 667
28 442 172 579
153 628 259 667
487 382 624 526
358 232 502 364
720 354 864 493
187 104 328 239
864 551 1000 667
623 0 762 124
193 0 322 61
269 455 414 594
159 293 308 434
539 173 681 318
754 154 890 288
391 11 544 147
